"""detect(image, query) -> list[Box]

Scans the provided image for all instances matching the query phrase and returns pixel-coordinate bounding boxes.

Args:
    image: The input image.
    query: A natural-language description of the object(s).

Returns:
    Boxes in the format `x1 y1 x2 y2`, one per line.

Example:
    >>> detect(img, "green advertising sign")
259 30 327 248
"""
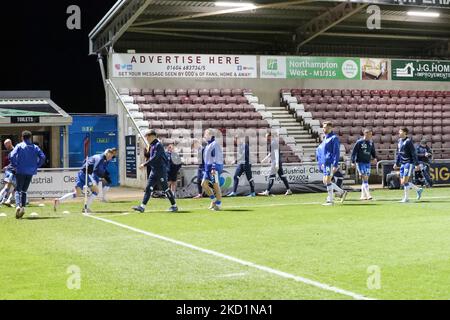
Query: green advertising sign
391 60 450 82
286 57 360 80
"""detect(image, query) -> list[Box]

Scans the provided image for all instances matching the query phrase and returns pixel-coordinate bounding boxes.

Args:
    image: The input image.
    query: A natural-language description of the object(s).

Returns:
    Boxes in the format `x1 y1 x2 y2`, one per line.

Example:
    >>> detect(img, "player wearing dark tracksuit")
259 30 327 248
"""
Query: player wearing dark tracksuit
227 137 255 197
415 139 433 187
193 141 205 198
133 130 178 213
394 128 423 202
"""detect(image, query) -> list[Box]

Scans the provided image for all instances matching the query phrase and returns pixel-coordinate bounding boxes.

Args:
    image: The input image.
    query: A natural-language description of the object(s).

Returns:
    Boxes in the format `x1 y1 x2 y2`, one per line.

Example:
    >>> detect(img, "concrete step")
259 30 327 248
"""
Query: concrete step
291 134 315 139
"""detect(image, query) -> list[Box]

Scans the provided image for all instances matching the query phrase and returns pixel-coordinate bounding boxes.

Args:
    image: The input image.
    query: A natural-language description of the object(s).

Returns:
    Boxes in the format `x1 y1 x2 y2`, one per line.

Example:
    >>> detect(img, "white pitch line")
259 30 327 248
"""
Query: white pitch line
86 214 375 300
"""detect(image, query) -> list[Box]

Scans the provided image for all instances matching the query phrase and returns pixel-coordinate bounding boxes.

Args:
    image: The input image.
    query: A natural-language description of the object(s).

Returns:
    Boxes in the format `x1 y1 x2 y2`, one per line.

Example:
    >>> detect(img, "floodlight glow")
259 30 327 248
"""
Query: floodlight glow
407 11 440 18
215 1 256 8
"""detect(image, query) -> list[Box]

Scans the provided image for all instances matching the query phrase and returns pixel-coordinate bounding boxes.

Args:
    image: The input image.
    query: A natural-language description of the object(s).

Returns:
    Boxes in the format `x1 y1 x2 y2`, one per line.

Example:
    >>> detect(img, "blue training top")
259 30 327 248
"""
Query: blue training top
9 140 46 175
316 132 340 168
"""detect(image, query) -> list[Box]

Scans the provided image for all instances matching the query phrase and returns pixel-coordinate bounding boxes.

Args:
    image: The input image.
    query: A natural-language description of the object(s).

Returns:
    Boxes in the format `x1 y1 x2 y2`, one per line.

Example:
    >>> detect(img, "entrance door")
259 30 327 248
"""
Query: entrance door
31 131 50 168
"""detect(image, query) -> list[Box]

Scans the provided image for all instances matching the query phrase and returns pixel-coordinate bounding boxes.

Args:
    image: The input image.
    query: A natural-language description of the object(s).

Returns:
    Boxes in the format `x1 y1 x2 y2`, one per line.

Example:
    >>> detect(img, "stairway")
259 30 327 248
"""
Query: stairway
264 105 319 161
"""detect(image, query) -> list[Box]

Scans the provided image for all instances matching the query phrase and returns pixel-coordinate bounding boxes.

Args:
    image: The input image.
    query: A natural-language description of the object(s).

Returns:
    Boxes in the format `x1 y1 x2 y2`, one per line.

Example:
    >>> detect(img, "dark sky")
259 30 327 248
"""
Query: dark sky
0 0 117 113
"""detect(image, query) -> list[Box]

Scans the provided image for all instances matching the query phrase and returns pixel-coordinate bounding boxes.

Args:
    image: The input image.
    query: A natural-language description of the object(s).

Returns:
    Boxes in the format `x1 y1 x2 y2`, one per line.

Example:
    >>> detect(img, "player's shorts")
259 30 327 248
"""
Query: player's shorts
400 163 415 178
235 163 252 178
167 169 179 182
356 162 371 177
203 164 223 183
75 171 99 189
322 164 333 177
269 162 284 176
4 170 16 186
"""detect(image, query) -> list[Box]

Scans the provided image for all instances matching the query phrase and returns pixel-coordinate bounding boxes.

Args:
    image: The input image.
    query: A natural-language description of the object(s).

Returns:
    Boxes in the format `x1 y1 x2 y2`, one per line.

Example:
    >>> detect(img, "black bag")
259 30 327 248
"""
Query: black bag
386 172 400 189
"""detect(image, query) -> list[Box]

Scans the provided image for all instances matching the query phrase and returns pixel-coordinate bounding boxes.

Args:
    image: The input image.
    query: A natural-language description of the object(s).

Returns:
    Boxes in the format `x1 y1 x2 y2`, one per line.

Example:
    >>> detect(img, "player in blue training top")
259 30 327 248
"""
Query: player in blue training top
133 130 178 213
9 131 46 219
351 128 377 200
201 129 224 211
54 149 115 213
393 127 423 203
316 121 347 206
227 135 256 197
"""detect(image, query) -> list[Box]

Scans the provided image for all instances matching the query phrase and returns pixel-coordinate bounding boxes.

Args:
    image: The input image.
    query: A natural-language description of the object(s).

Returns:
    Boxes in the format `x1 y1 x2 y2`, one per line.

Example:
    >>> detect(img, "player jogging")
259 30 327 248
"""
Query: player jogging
201 129 223 211
258 132 292 196
351 129 377 200
316 122 348 206
393 128 423 203
132 130 178 213
9 131 46 219
227 136 255 197
54 149 114 213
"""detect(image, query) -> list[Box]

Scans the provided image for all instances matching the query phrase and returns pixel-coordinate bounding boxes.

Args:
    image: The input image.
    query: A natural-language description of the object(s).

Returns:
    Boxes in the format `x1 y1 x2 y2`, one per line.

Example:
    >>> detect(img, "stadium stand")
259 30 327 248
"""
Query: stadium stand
281 89 450 160
119 88 303 164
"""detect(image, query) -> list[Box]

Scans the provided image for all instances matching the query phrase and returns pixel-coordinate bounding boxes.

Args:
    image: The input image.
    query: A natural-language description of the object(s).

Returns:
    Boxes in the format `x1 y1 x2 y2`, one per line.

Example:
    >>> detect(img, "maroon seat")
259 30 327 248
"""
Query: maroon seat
130 88 142 96
232 89 243 96
221 89 232 96
389 90 399 97
187 89 198 96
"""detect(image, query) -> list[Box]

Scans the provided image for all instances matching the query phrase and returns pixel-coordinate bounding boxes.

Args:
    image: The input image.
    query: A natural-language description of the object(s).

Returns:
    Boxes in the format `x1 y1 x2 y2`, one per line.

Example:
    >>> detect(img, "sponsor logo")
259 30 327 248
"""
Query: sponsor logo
342 60 359 79
267 58 278 71
395 62 415 78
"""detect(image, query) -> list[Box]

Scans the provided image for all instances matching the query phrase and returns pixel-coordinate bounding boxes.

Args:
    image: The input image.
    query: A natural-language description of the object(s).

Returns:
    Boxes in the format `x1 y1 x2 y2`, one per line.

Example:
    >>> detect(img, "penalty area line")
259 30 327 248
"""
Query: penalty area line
86 214 376 300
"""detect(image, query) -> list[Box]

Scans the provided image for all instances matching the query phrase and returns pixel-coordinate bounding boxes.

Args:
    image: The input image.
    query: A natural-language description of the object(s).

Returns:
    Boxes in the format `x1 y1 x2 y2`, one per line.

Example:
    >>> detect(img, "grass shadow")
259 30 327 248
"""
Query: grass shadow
23 216 63 220
94 210 131 214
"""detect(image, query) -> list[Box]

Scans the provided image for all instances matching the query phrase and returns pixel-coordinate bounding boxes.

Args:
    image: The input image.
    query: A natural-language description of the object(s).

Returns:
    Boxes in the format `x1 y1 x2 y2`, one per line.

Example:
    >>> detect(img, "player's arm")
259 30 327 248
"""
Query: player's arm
350 141 359 166
36 146 46 168
371 143 377 164
274 145 280 169
142 144 163 167
332 137 340 172
409 141 420 169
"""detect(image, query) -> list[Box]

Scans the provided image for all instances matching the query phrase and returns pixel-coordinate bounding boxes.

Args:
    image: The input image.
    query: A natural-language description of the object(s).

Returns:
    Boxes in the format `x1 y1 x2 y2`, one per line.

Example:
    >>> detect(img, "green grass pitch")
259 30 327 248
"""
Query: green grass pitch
0 188 449 300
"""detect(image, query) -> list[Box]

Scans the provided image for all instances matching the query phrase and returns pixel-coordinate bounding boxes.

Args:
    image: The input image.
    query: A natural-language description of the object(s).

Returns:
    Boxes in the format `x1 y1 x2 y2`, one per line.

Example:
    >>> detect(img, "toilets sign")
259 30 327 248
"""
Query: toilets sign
392 59 450 81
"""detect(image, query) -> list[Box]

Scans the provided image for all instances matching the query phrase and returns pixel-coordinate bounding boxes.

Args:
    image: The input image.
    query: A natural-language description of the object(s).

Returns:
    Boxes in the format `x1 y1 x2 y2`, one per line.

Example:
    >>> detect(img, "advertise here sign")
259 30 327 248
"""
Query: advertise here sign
260 56 360 80
391 59 450 81
112 54 257 78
